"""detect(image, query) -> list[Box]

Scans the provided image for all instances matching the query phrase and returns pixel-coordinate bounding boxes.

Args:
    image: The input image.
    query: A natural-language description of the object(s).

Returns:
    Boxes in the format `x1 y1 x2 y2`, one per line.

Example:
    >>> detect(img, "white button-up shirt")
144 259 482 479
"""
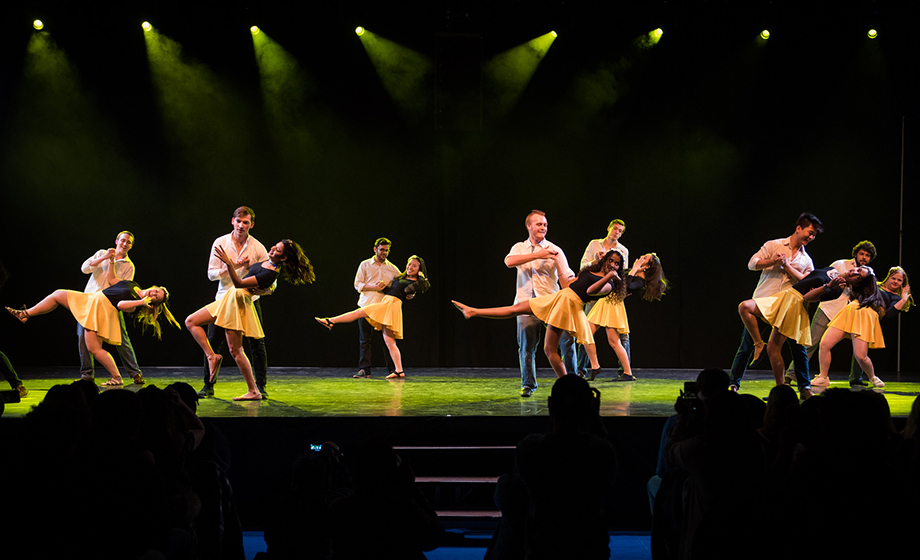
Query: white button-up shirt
505 238 575 304
354 257 400 307
207 233 270 301
747 237 814 298
82 250 135 293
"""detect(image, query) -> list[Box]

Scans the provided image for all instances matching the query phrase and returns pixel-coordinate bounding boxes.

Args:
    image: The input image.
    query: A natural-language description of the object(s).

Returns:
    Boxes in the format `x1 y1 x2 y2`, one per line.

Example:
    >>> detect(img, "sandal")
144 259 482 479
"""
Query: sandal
101 377 124 387
5 306 29 323
385 372 405 379
132 373 145 385
208 354 223 383
315 317 334 330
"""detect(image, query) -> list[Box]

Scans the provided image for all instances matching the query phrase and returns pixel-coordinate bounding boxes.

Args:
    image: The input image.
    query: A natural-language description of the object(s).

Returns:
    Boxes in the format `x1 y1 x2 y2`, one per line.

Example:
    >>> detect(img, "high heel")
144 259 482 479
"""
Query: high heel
749 342 766 366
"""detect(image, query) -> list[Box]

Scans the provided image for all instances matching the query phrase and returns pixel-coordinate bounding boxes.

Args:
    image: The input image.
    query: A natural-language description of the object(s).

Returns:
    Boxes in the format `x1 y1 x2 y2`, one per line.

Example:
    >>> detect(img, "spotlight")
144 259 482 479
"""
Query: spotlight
550 30 557 38
251 26 260 35
33 19 43 30
653 28 663 38
868 29 878 39
142 21 152 32
760 29 770 40
355 26 365 36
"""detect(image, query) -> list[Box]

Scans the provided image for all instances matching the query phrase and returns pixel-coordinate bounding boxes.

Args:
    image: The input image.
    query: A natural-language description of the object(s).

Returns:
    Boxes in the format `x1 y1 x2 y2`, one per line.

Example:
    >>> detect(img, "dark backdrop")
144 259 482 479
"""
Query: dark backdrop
2 1 917 374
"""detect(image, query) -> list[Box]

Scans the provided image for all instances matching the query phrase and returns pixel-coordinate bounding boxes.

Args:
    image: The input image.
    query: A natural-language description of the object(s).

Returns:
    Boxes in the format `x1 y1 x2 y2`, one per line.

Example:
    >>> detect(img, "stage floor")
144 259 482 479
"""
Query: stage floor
4 366 920 418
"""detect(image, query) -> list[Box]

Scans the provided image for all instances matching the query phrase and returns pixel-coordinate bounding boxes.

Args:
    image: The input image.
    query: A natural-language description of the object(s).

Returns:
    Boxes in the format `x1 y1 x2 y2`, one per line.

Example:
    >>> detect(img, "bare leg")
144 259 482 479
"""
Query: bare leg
852 338 881 386
543 326 568 378
584 343 600 370
817 326 847 381
382 328 405 378
738 300 767 363
226 329 260 400
766 330 789 385
85 330 121 382
322 309 369 326
185 308 223 381
452 300 534 320
606 329 632 376
26 290 73 317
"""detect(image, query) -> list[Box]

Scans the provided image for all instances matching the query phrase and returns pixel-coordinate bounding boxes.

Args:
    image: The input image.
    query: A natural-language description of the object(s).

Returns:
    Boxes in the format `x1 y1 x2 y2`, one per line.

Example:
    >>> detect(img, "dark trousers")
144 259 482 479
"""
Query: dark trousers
730 327 810 388
1 350 23 388
201 299 267 388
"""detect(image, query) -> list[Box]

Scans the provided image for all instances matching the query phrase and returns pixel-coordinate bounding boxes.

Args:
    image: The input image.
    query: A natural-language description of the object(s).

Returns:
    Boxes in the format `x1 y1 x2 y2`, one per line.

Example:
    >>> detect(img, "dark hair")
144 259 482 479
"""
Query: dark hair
850 266 885 314
641 253 670 301
233 206 255 220
795 212 824 234
582 250 627 302
525 209 546 226
278 239 315 285
608 219 626 230
852 240 877 261
374 237 391 248
400 255 431 294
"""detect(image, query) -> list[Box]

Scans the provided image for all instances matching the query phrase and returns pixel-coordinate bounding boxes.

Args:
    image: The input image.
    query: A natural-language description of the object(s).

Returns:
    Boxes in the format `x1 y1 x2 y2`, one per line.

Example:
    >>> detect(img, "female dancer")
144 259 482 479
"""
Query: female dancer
737 266 851 387
5 254 179 387
452 250 624 379
808 267 887 388
586 252 669 381
315 256 430 379
186 239 314 400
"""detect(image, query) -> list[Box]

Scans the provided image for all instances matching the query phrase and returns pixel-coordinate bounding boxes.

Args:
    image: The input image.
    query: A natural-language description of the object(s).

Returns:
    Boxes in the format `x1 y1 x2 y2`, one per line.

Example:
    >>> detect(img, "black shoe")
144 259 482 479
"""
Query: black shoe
521 386 536 398
611 373 636 382
588 368 602 381
353 369 371 379
258 385 269 398
197 385 215 398
850 379 869 387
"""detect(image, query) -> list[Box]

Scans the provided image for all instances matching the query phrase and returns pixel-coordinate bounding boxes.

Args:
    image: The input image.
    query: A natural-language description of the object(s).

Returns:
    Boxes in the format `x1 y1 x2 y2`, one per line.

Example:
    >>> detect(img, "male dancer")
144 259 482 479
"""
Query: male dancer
577 219 630 378
78 231 144 384
730 212 823 398
352 237 400 378
505 209 576 397
198 206 272 398
785 240 876 386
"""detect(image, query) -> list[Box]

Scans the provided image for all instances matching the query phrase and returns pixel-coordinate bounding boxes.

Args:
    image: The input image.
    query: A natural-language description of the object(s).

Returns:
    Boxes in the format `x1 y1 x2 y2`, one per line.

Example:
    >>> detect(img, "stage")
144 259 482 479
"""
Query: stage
3 366 920 418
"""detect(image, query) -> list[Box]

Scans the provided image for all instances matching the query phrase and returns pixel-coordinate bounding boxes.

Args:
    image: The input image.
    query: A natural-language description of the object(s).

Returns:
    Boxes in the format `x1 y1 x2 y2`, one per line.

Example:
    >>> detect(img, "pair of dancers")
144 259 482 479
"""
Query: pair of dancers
452 250 668 379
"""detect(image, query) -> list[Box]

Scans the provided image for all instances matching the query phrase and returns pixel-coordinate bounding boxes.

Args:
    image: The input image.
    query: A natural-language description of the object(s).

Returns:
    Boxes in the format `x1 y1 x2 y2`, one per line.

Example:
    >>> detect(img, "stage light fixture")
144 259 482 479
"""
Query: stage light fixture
868 29 878 39
760 29 770 40
653 28 663 38
355 26 365 36
33 19 43 30
251 26 260 35
142 21 152 32
551 31 557 38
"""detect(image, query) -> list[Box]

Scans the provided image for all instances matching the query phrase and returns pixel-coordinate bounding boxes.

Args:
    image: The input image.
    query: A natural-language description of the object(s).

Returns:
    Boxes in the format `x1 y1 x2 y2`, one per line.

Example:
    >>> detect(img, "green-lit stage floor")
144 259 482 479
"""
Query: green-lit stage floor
4 366 920 418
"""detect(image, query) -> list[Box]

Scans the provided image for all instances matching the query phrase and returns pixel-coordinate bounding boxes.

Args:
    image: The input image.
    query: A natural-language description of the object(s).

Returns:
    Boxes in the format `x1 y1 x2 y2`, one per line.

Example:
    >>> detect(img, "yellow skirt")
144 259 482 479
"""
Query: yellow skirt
204 287 265 339
828 301 885 349
753 288 812 346
67 290 122 345
362 295 404 339
586 297 629 335
529 289 594 345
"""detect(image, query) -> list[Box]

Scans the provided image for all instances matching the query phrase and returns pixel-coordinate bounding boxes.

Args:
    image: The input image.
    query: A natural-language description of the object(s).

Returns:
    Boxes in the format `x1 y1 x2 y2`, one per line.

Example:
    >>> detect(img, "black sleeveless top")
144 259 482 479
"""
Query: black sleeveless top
102 281 140 309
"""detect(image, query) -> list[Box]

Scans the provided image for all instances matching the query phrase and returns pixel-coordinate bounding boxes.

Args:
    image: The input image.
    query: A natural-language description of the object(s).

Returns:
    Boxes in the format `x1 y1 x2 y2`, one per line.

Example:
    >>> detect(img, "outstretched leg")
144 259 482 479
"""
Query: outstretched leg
543 326 568 378
851 338 882 387
226 329 260 401
452 300 534 320
318 309 369 327
185 308 223 382
13 290 74 320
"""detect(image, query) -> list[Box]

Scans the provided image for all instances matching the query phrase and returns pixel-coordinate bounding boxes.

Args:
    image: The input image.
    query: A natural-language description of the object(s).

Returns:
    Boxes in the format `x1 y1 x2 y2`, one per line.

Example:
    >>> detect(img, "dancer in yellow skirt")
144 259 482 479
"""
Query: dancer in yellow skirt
452 250 624 379
186 239 314 400
315 256 430 378
586 253 669 381
812 266 888 388
737 266 853 393
5 252 178 387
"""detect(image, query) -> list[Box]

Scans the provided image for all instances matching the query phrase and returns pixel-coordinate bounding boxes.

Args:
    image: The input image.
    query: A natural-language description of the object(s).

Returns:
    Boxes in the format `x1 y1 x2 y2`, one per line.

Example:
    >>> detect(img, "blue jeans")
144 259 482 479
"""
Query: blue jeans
78 311 141 377
731 327 811 389
517 314 576 390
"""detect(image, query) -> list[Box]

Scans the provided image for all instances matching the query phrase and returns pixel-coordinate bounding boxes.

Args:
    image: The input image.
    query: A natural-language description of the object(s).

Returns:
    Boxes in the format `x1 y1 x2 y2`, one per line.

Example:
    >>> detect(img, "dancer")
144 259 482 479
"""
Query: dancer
577 219 629 376
5 255 178 387
811 267 887 388
586 253 669 382
729 212 823 391
186 239 314 401
352 237 400 378
505 209 577 398
847 266 912 385
78 230 145 384
316 256 430 379
453 250 624 380
738 266 849 397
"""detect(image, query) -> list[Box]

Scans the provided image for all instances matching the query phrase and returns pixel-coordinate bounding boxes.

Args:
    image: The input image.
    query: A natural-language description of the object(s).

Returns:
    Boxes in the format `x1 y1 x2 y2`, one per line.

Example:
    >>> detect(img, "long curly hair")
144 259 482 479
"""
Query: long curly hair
640 253 670 302
582 250 627 302
277 239 315 285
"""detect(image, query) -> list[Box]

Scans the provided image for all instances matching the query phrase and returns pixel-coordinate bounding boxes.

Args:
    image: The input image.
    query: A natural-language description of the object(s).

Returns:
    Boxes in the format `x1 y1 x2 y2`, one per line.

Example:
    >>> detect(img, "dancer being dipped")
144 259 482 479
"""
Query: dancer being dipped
453 250 624 379
5 253 179 387
316 256 430 379
737 266 850 398
186 239 314 400
813 266 887 388
586 252 670 382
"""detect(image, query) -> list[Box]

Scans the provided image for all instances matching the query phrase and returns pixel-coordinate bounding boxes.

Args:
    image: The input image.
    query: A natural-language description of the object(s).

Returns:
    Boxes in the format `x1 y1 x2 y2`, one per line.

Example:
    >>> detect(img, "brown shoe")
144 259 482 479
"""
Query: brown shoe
132 373 145 385
16 384 29 398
